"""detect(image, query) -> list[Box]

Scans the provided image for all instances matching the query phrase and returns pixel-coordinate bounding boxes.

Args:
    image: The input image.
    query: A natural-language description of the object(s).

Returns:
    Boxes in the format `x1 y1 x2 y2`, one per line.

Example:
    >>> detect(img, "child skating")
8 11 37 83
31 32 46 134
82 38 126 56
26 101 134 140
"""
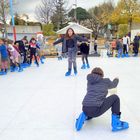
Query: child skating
29 38 40 67
53 28 88 76
79 40 90 69
76 67 129 132
8 44 23 72
0 39 9 75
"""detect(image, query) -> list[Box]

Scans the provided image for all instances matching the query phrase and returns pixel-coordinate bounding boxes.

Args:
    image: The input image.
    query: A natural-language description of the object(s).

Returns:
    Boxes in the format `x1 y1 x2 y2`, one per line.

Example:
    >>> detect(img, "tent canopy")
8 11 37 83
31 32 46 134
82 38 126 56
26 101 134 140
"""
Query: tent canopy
57 23 93 34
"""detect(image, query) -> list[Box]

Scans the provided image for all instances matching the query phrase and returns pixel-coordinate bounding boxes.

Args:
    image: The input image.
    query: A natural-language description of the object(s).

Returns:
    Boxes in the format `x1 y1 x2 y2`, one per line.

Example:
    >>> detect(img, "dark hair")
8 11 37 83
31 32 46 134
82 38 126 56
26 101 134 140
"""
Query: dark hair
65 28 75 39
91 67 104 77
30 38 36 43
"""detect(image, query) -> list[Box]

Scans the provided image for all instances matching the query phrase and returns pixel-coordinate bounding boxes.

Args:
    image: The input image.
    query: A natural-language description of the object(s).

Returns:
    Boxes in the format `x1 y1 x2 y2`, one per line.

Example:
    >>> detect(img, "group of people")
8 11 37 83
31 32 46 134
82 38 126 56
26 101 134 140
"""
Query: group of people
0 36 45 75
53 28 90 76
53 28 129 132
105 34 140 58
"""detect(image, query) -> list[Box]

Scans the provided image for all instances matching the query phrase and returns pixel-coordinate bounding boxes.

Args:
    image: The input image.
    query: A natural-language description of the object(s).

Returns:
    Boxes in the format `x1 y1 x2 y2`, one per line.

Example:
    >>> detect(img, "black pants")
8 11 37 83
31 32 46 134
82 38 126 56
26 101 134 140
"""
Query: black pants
30 48 38 65
82 94 120 118
94 45 97 52
133 45 139 55
82 54 89 64
123 44 128 54
22 51 27 63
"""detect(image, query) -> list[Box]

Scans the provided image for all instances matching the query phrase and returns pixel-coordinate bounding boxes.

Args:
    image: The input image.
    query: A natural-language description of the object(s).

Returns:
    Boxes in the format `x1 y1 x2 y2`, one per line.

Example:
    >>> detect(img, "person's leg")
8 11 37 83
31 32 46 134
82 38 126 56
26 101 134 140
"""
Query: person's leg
83 94 120 118
123 44 125 54
82 54 85 65
4 60 8 72
34 53 39 66
94 45 97 53
72 50 77 74
1 61 4 71
30 51 33 64
68 50 73 70
23 51 27 63
85 54 89 64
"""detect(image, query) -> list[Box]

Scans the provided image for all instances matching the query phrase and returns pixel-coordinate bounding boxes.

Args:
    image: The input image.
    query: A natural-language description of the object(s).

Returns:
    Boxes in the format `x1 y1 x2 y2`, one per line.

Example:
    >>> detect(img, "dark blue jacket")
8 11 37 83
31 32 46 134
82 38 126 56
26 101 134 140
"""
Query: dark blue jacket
82 74 119 107
0 45 8 59
53 35 88 53
133 36 140 47
79 42 89 54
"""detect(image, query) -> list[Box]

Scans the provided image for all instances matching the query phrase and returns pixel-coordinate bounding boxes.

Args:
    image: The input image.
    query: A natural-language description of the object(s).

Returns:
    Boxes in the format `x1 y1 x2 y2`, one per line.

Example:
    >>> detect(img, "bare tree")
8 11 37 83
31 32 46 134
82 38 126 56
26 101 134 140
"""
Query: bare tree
35 0 57 24
0 0 9 38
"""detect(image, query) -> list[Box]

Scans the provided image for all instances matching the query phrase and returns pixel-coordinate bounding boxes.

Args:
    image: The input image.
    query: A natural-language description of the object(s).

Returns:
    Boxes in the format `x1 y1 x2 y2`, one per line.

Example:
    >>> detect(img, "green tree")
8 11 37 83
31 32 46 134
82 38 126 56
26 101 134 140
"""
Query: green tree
51 0 67 31
42 24 56 36
117 24 129 38
68 7 90 23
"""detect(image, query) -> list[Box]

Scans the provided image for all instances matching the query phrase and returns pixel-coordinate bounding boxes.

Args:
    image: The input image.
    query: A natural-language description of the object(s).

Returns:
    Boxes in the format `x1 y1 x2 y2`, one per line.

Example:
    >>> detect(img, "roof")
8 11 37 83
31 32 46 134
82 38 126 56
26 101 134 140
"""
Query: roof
57 22 93 34
7 25 42 34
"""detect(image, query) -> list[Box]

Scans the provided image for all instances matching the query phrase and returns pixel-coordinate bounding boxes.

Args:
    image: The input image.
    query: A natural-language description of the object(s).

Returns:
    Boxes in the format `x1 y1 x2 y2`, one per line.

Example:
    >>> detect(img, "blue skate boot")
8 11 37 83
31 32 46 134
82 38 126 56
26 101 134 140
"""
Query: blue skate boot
125 54 130 57
0 69 7 75
86 63 90 69
18 65 23 72
81 64 86 69
40 57 45 64
75 112 87 131
10 66 16 72
112 114 129 132
121 54 125 58
65 69 71 76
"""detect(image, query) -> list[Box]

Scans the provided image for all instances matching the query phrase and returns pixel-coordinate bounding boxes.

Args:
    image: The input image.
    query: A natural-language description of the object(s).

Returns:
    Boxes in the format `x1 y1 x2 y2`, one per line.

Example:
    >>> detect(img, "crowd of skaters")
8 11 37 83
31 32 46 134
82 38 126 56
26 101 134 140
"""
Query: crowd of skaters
0 36 45 75
105 33 140 58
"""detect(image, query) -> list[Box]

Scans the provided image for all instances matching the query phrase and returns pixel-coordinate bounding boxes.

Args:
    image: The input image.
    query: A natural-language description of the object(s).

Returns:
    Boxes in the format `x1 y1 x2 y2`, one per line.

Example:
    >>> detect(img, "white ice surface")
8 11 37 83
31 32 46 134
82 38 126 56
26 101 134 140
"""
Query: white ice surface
0 57 140 140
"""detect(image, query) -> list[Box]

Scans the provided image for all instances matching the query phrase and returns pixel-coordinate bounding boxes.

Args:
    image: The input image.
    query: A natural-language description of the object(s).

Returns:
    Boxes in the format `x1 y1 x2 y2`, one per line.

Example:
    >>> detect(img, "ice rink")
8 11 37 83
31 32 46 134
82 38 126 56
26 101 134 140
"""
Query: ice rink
0 57 140 140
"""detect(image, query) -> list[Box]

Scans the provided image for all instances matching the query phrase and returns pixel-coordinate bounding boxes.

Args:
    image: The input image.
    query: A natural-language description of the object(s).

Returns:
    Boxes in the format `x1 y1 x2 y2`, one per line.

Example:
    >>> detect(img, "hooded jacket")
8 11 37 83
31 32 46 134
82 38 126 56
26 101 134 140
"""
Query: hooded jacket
82 74 119 107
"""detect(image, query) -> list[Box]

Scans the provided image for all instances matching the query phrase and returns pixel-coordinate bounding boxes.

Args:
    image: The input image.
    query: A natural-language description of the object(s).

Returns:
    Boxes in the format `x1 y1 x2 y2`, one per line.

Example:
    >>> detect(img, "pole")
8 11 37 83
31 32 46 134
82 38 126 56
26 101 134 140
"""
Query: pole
74 0 77 22
9 0 16 41
2 0 7 38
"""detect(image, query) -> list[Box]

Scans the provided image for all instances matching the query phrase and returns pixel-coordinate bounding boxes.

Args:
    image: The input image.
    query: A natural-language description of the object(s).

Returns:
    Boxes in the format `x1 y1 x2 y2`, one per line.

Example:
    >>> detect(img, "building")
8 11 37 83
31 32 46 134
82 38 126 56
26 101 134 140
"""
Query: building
6 25 42 40
57 22 93 54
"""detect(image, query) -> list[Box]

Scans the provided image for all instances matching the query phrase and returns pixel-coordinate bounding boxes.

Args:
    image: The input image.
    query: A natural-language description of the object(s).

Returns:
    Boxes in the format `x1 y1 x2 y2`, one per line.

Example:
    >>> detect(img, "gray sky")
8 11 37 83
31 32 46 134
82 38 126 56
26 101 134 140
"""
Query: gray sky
13 0 118 21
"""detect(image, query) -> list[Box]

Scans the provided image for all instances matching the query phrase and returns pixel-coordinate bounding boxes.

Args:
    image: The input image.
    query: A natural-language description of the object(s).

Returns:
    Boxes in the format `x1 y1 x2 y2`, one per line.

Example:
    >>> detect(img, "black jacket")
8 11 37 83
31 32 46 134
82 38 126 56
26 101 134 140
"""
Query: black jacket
79 42 89 54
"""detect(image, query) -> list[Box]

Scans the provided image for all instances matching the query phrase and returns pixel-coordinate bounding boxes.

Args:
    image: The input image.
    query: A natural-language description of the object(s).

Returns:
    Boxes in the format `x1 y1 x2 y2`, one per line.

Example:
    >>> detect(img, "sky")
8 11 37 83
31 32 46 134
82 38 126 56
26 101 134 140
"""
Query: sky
13 0 119 21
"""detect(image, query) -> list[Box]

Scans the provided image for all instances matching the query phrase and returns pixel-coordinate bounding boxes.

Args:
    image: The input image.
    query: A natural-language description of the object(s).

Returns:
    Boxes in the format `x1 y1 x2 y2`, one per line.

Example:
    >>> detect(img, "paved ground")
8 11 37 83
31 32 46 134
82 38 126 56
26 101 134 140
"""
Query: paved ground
0 57 139 140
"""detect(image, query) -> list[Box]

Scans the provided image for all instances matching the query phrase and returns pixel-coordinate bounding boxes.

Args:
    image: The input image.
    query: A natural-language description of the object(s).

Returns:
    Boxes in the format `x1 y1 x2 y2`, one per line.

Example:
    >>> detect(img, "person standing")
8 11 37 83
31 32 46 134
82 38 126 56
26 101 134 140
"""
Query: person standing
133 35 140 57
0 39 9 75
79 40 90 69
122 35 129 57
94 37 98 54
29 38 40 67
53 28 88 76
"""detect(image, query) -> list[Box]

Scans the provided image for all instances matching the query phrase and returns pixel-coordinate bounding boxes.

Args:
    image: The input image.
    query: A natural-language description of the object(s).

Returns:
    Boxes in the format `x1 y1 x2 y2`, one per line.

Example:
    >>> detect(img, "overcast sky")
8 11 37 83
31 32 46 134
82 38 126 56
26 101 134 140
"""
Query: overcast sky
13 0 118 21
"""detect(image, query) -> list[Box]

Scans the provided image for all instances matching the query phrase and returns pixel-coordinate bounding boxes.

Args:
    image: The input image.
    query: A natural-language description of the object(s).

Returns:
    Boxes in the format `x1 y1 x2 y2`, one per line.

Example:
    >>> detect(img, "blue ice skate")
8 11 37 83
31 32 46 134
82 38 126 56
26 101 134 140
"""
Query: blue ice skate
10 66 18 72
0 70 7 75
40 57 44 64
76 112 87 131
86 64 90 69
112 114 129 132
81 64 86 69
65 71 71 76
121 54 125 58
18 66 23 72
125 54 130 57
